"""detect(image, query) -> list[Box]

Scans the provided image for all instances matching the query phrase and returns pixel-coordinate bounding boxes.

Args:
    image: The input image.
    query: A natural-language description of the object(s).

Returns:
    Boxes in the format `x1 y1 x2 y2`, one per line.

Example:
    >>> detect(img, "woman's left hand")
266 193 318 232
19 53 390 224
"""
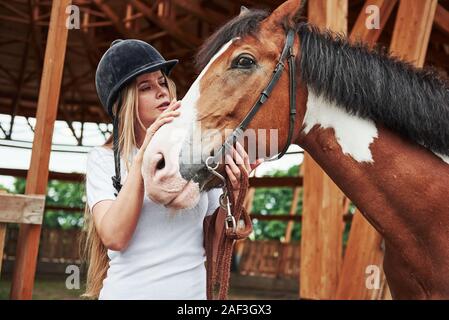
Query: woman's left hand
225 141 264 200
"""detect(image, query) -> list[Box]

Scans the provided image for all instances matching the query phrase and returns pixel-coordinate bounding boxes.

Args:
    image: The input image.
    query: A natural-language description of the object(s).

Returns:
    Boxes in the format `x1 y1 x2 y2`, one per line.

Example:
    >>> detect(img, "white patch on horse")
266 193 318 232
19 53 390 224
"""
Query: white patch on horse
303 90 379 163
182 39 235 111
433 151 449 165
178 39 236 169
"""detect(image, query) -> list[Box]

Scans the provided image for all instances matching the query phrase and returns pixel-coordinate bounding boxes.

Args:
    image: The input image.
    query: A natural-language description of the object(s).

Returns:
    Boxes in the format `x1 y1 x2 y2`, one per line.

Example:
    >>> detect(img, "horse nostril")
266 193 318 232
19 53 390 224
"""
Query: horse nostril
156 156 165 170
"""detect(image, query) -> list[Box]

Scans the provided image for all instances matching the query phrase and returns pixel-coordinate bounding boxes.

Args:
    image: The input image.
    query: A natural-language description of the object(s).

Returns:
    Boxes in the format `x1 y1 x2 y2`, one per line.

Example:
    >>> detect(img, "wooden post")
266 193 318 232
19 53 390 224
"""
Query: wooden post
300 0 348 300
10 0 71 300
390 0 437 66
336 0 436 299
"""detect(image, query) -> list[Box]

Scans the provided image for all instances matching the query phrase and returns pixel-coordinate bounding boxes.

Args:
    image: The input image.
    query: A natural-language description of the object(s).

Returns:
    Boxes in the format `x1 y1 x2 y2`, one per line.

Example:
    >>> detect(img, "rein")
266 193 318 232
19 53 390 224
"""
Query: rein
203 29 297 299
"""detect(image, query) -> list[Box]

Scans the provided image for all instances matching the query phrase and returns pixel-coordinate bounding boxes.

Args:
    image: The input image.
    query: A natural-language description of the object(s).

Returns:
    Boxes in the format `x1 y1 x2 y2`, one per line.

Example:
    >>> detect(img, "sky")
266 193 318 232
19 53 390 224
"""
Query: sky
0 114 303 190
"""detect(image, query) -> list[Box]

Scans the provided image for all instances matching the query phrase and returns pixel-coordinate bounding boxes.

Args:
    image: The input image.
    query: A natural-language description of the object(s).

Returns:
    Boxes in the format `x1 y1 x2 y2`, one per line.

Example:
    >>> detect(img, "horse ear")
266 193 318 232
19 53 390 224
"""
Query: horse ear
239 5 250 16
265 0 306 28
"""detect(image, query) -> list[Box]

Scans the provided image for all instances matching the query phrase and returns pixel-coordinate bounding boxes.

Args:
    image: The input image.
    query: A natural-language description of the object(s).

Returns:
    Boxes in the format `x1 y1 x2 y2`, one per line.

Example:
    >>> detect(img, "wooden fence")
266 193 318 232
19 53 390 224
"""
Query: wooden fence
3 227 81 265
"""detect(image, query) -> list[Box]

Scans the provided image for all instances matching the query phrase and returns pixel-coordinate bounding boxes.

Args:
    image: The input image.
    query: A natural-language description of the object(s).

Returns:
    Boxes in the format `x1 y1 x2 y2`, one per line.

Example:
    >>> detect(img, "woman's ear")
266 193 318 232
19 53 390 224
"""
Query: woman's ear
263 0 306 29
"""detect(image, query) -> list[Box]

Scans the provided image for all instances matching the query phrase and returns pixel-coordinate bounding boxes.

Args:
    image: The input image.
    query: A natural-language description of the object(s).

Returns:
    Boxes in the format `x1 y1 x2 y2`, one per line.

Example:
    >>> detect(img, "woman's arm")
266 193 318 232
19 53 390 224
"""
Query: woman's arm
92 100 181 251
91 155 145 251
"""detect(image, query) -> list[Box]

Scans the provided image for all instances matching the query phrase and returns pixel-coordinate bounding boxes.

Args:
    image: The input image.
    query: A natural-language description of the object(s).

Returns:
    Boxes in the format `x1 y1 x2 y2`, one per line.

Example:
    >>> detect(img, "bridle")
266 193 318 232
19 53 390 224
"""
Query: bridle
203 29 297 299
205 29 297 183
205 28 297 229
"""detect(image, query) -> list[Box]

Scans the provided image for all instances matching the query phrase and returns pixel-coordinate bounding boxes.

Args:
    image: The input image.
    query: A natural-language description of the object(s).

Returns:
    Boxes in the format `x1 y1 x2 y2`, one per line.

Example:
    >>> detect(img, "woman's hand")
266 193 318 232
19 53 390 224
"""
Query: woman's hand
135 99 181 162
225 141 264 201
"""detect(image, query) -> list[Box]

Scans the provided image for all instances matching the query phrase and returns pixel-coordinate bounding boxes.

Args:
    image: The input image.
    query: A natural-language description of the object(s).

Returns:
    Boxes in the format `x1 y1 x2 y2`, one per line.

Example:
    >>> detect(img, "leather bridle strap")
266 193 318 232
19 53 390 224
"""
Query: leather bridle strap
208 29 297 165
112 92 123 196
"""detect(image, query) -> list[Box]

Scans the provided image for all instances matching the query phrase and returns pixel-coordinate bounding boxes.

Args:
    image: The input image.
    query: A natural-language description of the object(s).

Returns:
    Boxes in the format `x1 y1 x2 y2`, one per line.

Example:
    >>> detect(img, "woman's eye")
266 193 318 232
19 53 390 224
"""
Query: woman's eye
233 55 256 69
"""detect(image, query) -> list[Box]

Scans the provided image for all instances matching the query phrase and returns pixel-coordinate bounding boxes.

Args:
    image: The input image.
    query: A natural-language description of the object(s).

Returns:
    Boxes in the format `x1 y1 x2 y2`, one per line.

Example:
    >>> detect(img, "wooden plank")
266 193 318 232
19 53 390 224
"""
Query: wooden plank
300 0 348 300
0 168 85 182
250 213 352 222
0 194 45 224
433 4 449 36
10 0 71 300
249 177 303 188
130 0 202 48
93 0 138 39
390 0 438 66
336 210 384 299
172 0 227 26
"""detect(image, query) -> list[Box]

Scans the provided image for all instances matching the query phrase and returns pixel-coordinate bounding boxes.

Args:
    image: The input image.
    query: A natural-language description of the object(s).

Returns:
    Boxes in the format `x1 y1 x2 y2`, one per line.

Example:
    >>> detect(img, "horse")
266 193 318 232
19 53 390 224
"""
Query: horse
141 0 449 299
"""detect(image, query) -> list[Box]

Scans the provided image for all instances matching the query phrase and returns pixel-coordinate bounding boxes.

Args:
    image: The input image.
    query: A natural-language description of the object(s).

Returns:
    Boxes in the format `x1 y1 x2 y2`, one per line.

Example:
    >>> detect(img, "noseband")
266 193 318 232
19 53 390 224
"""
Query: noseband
206 29 297 176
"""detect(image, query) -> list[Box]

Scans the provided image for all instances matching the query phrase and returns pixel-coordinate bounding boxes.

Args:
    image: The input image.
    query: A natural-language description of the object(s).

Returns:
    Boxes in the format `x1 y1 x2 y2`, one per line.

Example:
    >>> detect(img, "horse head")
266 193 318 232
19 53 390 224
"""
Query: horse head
142 0 307 209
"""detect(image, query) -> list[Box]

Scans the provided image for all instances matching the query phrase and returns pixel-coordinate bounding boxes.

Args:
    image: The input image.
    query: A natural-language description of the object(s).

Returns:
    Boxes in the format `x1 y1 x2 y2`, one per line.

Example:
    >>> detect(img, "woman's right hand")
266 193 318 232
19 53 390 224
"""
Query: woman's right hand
136 99 181 161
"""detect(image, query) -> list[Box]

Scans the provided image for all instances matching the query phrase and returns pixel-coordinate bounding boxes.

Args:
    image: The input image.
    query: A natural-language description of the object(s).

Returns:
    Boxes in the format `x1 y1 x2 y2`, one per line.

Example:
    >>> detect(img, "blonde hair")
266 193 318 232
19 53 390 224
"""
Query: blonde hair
81 73 177 299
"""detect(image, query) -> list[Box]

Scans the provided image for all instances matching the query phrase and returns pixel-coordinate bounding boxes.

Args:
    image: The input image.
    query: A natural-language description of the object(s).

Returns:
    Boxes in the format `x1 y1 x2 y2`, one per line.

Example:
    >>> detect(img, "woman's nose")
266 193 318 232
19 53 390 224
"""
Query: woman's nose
156 85 168 99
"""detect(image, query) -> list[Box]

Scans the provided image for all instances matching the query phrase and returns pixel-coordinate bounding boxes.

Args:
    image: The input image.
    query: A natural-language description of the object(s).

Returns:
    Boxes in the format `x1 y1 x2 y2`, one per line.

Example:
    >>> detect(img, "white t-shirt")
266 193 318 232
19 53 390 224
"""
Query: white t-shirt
85 146 223 300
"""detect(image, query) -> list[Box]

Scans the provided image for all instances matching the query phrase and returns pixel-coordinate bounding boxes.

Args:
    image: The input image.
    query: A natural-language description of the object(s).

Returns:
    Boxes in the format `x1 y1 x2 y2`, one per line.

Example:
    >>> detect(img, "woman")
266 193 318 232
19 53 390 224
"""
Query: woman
83 39 263 299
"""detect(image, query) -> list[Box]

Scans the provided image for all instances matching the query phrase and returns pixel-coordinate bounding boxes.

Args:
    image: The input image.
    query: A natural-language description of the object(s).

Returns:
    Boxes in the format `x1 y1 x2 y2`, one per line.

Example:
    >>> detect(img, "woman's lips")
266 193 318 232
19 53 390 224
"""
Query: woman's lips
157 101 170 111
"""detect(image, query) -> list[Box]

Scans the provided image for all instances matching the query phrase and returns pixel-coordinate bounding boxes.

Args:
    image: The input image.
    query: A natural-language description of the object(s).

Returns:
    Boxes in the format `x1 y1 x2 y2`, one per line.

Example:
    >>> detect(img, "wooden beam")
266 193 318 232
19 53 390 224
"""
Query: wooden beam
434 4 449 36
172 0 226 26
390 0 437 67
130 0 202 48
93 0 138 39
10 0 71 300
248 176 303 188
0 168 85 182
300 0 348 300
0 194 45 224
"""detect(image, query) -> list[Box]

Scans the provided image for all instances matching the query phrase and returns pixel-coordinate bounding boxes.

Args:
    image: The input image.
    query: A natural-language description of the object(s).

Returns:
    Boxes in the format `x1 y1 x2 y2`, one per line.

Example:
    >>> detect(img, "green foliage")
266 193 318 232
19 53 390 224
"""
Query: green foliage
250 165 302 241
10 177 85 229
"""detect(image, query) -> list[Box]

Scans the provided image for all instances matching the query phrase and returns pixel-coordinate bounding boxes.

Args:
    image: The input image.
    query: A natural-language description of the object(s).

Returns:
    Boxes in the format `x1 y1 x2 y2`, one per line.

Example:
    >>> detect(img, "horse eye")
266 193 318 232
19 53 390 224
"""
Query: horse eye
232 55 256 69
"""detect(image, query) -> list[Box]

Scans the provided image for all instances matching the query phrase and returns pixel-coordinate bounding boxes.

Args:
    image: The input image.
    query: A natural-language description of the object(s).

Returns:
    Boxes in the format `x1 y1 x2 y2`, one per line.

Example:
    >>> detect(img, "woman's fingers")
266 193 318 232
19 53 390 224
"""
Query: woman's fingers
225 165 239 189
235 141 251 173
226 154 241 178
159 110 180 120
163 99 181 113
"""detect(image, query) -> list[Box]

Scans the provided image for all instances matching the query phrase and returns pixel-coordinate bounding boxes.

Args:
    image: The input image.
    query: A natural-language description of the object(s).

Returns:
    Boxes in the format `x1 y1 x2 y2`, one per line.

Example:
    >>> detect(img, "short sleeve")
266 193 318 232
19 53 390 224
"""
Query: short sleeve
206 188 223 216
86 147 117 212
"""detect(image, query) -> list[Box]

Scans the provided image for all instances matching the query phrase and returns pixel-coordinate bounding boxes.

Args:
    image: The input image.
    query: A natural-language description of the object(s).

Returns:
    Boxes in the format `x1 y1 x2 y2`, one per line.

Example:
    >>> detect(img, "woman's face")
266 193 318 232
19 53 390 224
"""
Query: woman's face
136 70 170 128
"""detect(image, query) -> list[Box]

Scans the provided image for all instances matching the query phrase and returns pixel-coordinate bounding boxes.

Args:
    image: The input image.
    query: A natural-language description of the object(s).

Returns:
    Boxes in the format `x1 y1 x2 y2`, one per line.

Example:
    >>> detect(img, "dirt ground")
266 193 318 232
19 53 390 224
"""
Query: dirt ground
0 275 298 300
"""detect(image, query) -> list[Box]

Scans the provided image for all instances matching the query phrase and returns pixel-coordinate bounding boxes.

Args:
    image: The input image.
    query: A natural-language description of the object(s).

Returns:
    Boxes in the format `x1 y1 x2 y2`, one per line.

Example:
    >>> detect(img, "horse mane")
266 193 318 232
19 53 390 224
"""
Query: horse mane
195 9 270 71
298 24 449 156
195 8 449 156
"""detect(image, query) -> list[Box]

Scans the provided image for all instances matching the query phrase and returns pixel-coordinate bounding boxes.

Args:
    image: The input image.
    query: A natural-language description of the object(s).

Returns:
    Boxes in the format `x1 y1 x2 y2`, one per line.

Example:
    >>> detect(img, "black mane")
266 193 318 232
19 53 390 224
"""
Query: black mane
196 9 449 156
195 9 269 71
298 24 449 156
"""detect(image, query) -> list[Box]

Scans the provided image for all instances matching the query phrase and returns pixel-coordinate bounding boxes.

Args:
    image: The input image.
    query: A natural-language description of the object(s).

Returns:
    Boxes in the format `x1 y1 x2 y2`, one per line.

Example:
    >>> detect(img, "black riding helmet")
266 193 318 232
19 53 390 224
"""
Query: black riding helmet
95 39 178 194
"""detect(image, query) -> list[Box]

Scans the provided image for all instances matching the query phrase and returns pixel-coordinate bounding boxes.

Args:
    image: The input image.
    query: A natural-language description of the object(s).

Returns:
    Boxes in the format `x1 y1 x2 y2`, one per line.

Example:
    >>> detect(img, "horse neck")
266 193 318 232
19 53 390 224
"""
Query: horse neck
295 88 449 251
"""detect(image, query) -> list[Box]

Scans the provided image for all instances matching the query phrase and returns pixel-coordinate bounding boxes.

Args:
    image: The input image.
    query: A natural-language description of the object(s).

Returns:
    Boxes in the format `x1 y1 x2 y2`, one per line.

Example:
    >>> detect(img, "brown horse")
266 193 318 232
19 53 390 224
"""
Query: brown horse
142 0 449 299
